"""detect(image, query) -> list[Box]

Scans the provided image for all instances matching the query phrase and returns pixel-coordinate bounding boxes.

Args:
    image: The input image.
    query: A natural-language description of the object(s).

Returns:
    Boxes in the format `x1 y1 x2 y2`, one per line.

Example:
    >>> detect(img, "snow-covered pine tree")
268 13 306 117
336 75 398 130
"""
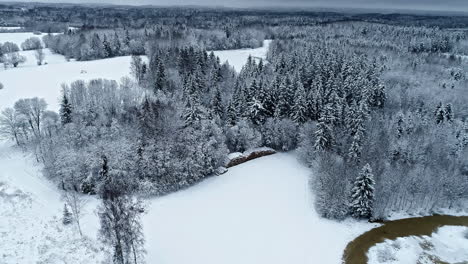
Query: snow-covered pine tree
314 115 334 152
445 103 454 122
226 101 237 126
212 86 224 119
112 32 121 56
183 100 204 126
291 81 308 123
435 102 446 124
59 93 73 125
248 97 267 126
154 60 167 92
62 204 72 225
102 35 113 58
350 163 375 219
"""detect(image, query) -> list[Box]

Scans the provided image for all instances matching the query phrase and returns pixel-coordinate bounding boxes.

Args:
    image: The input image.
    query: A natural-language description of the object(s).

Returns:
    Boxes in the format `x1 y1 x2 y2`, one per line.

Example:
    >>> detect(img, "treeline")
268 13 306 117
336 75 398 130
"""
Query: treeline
42 25 265 61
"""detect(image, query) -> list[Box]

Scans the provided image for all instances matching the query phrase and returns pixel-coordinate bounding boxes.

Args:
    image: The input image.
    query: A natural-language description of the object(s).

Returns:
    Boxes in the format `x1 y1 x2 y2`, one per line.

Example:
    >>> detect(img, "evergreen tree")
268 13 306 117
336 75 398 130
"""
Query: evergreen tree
212 86 224 119
248 97 267 126
112 32 121 56
291 82 308 123
62 204 73 225
154 60 167 92
350 163 375 219
314 116 334 152
445 103 454 122
183 100 204 127
226 101 237 126
59 94 73 125
435 102 446 124
102 35 113 58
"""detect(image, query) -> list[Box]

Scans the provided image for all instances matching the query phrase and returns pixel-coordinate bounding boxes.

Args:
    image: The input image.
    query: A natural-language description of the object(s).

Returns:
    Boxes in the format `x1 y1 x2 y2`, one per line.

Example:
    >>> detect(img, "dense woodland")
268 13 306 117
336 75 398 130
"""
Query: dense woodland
1 4 468 262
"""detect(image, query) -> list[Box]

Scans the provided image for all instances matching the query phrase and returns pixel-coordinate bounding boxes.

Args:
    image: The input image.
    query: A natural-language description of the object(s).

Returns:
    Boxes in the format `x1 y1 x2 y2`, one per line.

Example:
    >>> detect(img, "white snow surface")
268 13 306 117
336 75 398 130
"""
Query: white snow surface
0 27 22 31
0 141 374 264
0 32 50 47
212 40 271 72
368 226 468 264
0 141 107 263
0 54 135 112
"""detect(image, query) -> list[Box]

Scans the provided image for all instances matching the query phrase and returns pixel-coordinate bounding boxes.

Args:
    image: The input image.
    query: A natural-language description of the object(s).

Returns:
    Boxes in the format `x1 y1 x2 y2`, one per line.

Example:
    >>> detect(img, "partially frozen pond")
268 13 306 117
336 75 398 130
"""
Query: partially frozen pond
342 215 468 264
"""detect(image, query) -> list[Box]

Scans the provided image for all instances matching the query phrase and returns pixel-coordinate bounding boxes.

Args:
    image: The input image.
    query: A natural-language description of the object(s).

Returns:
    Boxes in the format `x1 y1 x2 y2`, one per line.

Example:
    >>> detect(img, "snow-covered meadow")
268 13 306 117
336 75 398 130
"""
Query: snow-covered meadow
0 32 49 47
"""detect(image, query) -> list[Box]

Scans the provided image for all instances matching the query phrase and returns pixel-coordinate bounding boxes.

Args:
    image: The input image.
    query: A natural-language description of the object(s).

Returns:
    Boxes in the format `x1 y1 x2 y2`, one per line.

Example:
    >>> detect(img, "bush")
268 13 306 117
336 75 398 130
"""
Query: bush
1 42 20 53
226 119 262 152
262 118 298 151
21 37 43 50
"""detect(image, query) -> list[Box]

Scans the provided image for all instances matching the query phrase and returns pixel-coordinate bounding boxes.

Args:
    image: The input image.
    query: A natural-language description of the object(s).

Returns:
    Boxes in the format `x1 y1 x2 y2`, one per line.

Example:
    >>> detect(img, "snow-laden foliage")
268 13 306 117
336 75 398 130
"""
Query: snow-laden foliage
350 164 375 219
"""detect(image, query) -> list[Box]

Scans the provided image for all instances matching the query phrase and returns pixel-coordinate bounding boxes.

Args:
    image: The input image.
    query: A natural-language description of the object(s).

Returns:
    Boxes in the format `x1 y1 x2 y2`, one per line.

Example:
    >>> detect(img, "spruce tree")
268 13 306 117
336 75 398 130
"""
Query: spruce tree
102 35 113 58
59 94 73 125
154 60 167 92
291 82 308 123
314 115 334 152
212 86 224 118
350 163 375 219
445 103 454 122
248 97 267 126
435 102 446 124
226 101 237 126
183 100 203 126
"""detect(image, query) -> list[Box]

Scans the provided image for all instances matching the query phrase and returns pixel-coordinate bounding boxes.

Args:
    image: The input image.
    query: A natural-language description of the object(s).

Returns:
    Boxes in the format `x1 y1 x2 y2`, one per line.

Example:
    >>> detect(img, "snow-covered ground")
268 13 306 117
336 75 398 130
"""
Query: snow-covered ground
144 153 373 264
0 139 374 264
0 141 107 264
212 40 271 72
368 226 468 264
0 55 135 111
0 26 22 31
0 48 67 70
0 32 49 47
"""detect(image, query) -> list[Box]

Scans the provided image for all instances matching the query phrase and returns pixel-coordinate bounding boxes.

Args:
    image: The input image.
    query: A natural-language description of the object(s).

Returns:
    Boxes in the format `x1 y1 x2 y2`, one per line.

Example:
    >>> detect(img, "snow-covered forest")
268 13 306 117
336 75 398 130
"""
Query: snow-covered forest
0 2 467 264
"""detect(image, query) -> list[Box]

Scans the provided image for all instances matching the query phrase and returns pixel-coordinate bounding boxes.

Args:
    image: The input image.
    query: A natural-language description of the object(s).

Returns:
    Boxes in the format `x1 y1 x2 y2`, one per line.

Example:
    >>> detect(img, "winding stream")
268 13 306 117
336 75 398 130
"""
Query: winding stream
342 215 468 264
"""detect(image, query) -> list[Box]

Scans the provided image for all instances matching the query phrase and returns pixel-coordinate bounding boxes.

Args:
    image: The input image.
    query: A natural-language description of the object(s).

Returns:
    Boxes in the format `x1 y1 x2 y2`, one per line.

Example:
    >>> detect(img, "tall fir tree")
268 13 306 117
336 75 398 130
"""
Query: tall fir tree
59 94 73 125
291 82 308 123
350 163 375 219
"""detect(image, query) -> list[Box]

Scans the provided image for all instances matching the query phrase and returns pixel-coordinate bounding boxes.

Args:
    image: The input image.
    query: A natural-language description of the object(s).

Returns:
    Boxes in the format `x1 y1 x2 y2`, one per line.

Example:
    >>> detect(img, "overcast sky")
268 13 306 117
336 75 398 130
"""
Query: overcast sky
2 0 468 12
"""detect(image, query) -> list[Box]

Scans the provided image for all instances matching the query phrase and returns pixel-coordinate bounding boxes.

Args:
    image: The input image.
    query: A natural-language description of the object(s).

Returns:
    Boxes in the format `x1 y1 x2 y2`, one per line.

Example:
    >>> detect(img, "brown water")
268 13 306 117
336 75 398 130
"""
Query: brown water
342 215 468 264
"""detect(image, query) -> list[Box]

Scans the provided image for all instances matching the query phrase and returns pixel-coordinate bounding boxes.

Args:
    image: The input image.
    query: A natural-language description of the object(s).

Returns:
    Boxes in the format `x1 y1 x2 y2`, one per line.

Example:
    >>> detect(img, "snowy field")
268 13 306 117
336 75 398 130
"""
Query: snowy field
368 226 468 264
0 32 49 47
0 141 108 263
212 40 271 72
0 139 374 264
0 26 22 31
0 48 67 70
0 54 136 111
